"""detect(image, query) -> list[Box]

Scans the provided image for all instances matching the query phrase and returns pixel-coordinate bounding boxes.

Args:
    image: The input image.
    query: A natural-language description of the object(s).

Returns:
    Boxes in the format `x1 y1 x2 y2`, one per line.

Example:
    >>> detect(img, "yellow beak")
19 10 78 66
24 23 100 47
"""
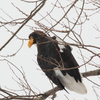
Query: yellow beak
28 37 34 48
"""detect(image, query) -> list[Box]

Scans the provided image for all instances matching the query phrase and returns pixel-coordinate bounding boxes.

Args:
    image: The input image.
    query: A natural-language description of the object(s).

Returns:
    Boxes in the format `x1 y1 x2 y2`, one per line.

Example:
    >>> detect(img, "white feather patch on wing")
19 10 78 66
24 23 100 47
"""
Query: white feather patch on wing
54 68 87 94
55 36 65 52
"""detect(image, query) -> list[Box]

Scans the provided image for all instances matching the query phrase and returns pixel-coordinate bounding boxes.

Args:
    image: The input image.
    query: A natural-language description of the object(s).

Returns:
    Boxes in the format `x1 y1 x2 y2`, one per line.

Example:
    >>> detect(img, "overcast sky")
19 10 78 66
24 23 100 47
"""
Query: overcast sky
0 0 100 100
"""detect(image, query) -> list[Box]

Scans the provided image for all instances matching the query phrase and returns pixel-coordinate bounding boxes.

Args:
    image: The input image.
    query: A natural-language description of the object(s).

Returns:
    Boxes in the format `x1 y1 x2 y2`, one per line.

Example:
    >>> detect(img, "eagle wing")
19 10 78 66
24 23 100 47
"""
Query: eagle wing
53 39 87 94
60 45 82 82
37 36 87 94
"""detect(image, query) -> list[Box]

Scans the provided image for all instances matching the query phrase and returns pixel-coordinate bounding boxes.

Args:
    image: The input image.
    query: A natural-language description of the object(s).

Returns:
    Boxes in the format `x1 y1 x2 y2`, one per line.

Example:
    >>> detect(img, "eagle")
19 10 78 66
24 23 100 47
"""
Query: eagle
28 30 87 94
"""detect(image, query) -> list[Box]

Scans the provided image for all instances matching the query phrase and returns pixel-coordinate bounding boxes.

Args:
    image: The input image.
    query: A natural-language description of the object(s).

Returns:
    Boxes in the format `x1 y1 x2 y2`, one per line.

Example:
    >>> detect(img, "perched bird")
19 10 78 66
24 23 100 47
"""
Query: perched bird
28 30 87 94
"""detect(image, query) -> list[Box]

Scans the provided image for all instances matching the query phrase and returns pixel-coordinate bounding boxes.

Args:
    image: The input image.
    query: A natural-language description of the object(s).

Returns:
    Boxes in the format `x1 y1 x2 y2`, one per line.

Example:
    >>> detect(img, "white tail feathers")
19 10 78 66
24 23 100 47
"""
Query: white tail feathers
54 69 87 94
64 74 87 94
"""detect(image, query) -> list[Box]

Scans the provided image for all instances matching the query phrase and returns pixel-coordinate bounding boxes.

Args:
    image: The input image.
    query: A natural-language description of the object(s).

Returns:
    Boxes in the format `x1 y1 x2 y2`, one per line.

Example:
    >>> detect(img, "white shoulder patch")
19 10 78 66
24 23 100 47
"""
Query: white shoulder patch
55 37 65 52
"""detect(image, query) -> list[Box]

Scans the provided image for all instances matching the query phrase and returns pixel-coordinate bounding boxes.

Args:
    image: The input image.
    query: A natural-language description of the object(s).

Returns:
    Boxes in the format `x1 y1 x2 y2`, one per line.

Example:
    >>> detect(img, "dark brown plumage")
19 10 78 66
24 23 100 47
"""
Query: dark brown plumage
28 30 87 94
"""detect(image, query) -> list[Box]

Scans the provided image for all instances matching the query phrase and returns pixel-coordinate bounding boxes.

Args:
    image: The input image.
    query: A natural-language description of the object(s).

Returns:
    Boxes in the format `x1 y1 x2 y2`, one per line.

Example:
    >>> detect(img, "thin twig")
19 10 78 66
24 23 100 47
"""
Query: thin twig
0 0 46 51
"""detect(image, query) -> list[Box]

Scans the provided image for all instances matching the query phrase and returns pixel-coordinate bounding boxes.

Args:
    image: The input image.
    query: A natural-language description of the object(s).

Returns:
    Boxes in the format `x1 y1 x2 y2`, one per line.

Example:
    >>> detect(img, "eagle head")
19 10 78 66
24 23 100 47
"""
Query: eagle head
28 30 47 47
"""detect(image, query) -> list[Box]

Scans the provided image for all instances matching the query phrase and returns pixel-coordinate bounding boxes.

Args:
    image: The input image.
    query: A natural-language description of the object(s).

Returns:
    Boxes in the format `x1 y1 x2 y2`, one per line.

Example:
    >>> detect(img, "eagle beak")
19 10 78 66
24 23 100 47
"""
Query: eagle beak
28 37 34 48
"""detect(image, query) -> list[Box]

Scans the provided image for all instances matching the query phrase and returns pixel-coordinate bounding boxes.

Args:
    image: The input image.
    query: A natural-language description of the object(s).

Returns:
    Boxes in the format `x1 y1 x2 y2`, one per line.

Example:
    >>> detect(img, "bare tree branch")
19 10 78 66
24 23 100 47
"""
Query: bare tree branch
0 0 46 51
82 69 100 77
0 0 100 100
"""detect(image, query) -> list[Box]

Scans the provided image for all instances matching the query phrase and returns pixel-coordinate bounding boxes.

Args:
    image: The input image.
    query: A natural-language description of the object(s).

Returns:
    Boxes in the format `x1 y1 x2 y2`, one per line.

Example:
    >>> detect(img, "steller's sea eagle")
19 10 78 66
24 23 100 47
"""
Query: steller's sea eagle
28 30 87 94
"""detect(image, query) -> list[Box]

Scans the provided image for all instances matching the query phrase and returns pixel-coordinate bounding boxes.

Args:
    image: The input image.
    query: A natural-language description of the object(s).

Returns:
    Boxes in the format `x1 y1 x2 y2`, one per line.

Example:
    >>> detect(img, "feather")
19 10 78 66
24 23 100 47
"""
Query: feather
54 67 87 94
28 31 87 94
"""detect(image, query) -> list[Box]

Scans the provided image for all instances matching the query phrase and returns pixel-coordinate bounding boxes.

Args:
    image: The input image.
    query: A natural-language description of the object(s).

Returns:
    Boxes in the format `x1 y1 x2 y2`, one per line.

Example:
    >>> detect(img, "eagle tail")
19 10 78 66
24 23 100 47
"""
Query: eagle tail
54 69 87 94
62 74 87 94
